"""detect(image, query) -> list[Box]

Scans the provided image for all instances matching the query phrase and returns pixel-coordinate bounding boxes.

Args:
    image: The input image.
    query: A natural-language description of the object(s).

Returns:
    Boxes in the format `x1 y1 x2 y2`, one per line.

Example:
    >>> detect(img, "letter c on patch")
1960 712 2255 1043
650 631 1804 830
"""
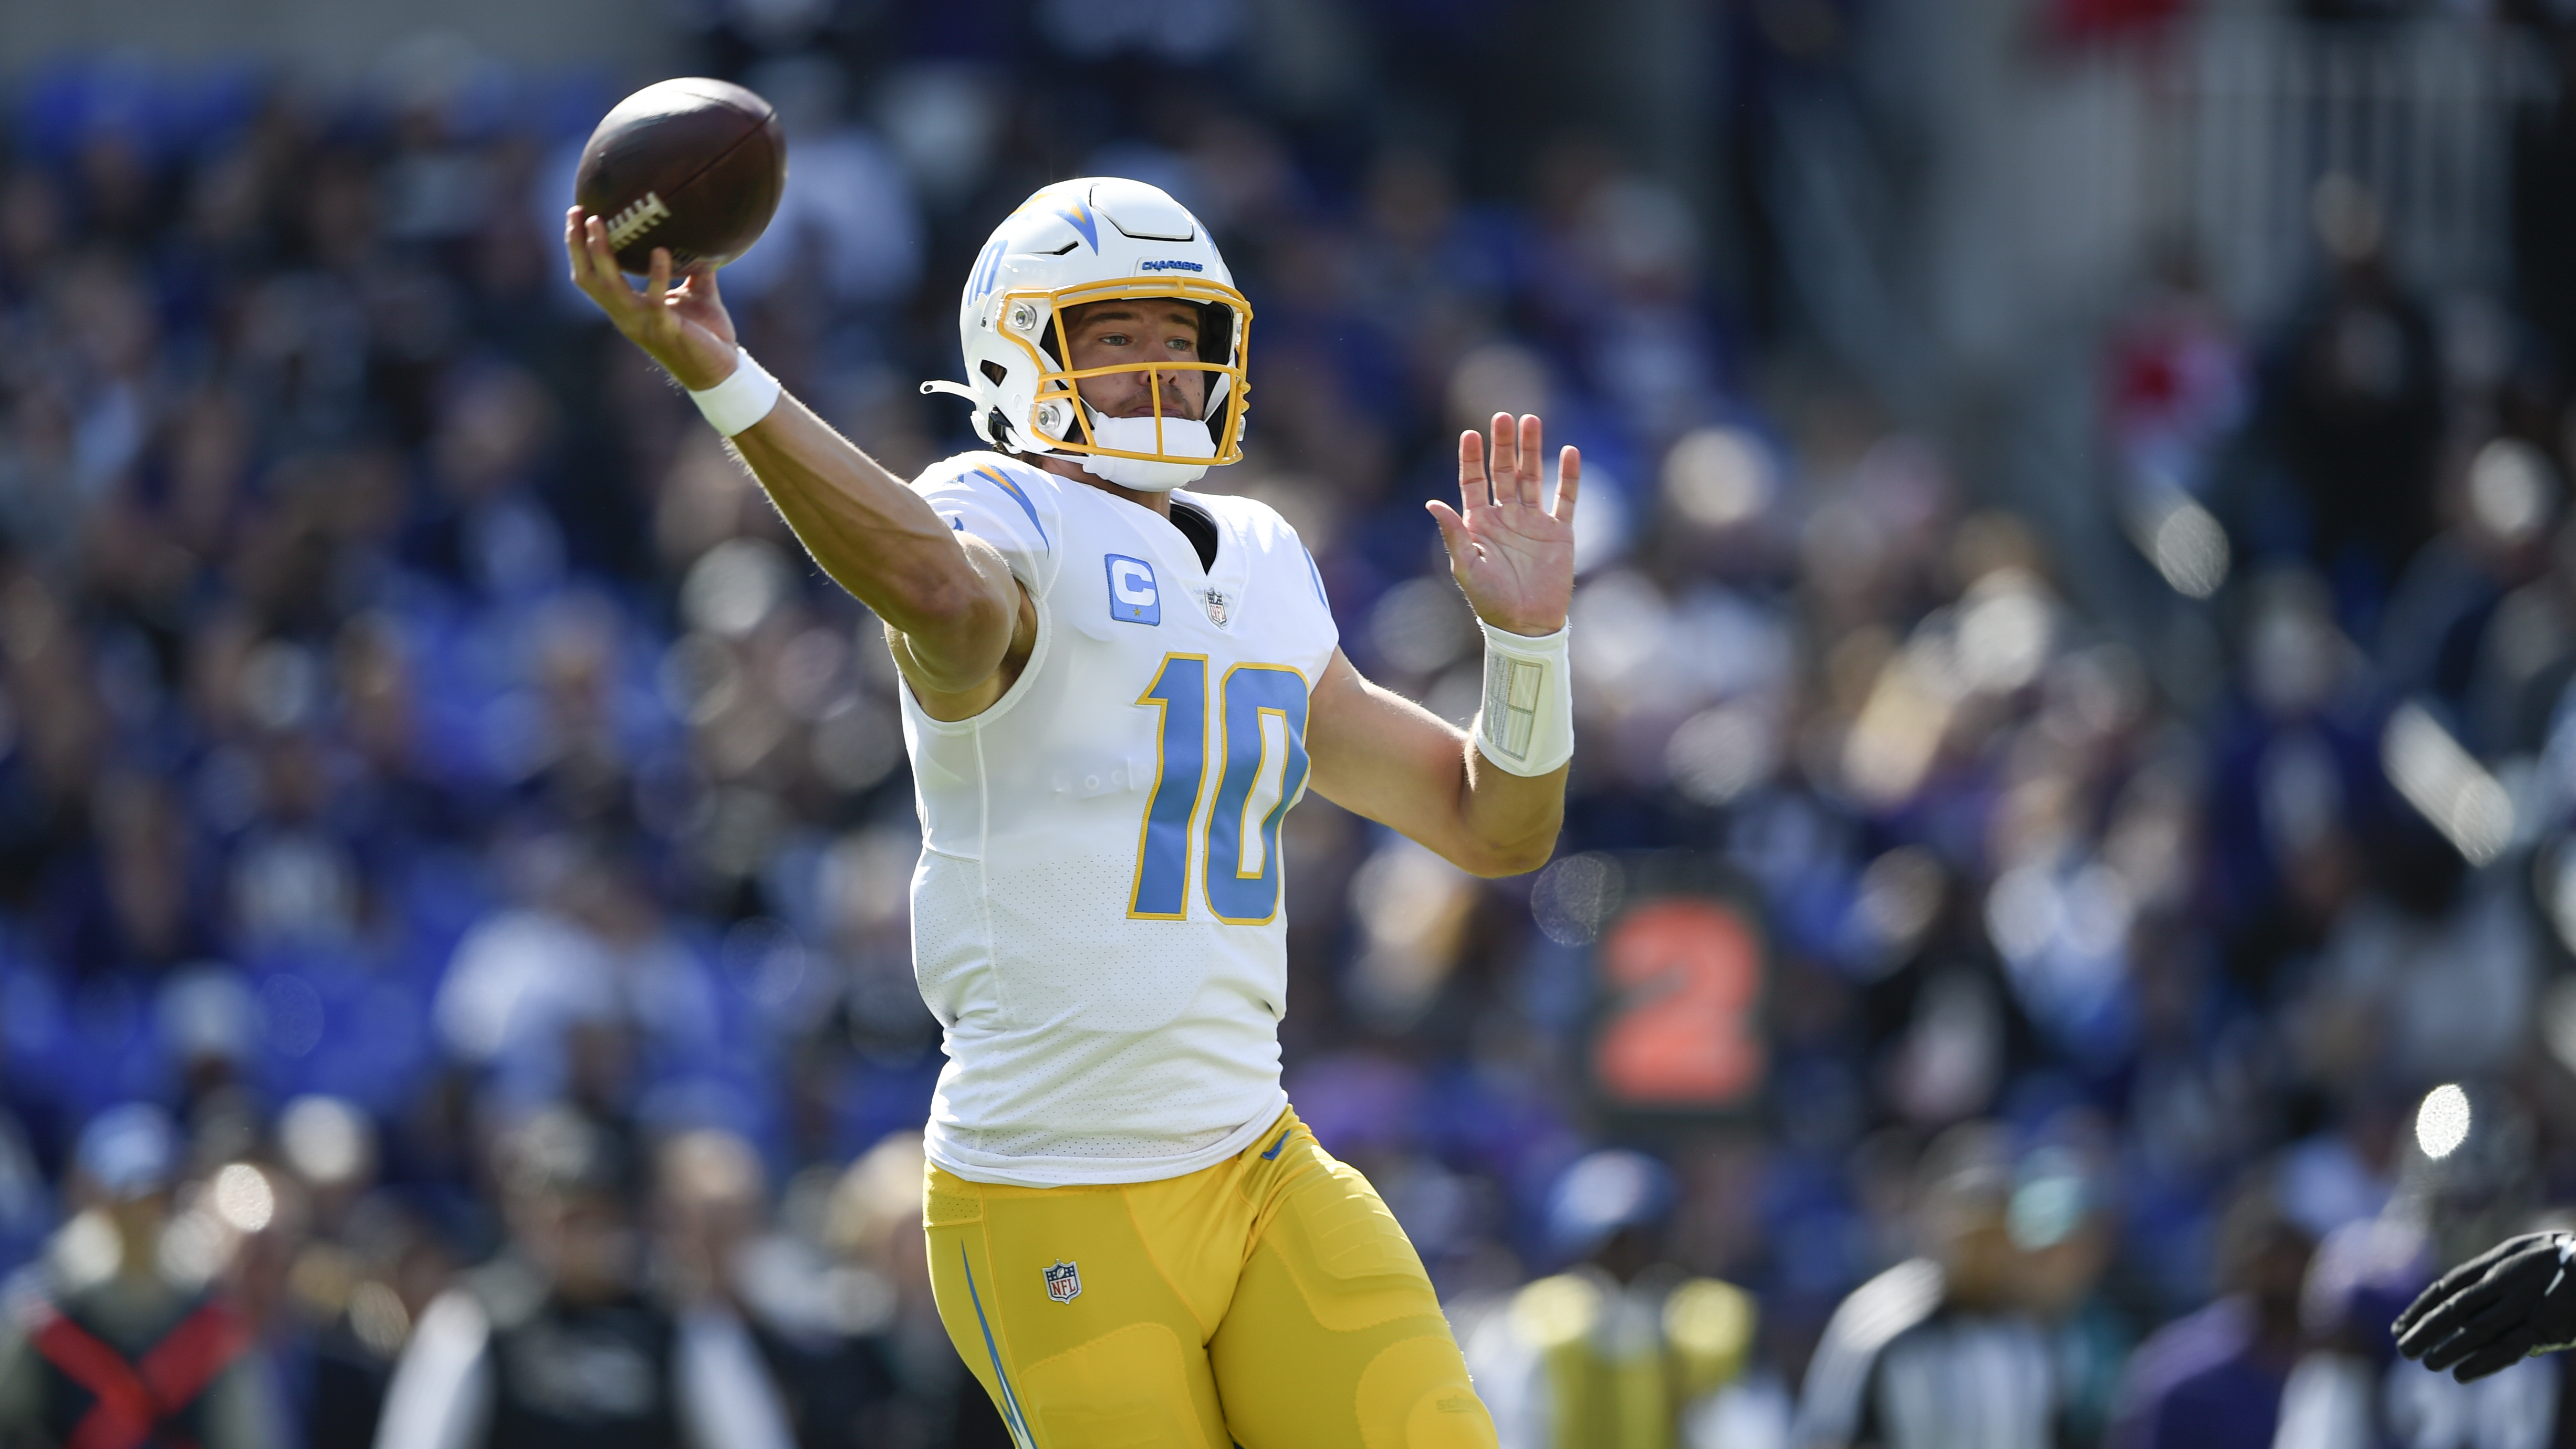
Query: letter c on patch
1106 555 1161 626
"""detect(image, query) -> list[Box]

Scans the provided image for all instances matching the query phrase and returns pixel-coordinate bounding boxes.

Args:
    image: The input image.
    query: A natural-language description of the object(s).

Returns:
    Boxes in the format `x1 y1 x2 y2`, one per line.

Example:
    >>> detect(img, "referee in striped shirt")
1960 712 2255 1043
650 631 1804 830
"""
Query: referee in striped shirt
1796 1123 2062 1449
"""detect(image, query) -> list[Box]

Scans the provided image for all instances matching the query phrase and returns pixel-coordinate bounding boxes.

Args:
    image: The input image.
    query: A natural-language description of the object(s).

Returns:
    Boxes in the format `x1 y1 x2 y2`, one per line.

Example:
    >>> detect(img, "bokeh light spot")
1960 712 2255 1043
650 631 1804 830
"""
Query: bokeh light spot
1663 426 1775 530
2416 1083 2471 1161
212 1163 275 1233
682 537 792 639
2382 702 2514 867
279 1096 371 1187
1368 577 1475 676
1531 853 1624 947
2150 499 2230 598
1667 704 1778 805
2467 437 2556 546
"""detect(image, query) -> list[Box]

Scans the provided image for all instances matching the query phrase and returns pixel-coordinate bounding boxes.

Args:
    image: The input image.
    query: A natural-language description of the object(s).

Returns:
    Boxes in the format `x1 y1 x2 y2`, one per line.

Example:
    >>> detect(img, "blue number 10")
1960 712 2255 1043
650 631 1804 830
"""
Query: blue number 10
1129 655 1311 925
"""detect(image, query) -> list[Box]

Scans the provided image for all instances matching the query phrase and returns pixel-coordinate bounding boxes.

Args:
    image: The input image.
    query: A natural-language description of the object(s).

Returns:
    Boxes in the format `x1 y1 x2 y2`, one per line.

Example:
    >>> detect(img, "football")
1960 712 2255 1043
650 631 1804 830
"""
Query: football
573 77 787 275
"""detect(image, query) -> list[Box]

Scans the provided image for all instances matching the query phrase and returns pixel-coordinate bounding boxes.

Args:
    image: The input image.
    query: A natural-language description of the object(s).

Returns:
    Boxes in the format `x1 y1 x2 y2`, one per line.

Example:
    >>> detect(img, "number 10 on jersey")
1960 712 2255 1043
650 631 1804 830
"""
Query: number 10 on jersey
1130 655 1311 925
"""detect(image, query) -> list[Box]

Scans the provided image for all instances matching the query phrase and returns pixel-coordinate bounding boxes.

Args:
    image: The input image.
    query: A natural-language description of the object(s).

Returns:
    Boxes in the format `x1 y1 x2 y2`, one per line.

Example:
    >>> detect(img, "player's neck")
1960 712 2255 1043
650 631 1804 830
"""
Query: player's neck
1030 454 1169 517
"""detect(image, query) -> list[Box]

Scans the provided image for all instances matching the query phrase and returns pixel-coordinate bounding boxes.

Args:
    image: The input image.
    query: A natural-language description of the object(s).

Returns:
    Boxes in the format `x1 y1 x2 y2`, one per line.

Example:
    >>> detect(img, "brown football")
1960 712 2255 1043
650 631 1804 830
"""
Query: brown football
573 78 787 275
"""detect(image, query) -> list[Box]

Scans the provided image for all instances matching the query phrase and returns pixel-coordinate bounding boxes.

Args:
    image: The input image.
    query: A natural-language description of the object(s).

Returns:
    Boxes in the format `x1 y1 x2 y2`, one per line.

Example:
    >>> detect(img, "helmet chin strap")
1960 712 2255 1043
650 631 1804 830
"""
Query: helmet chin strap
1072 410 1214 492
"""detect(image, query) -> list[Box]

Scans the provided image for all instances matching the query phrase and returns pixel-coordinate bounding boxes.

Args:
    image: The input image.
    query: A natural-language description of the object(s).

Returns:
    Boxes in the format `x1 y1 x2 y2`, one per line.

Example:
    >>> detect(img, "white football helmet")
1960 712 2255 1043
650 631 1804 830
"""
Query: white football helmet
921 178 1251 491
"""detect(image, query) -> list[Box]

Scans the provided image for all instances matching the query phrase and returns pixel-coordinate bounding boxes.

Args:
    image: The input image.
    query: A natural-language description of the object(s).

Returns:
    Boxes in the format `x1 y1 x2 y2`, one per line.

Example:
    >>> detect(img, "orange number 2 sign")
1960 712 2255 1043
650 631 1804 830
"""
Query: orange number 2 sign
1592 899 1765 1109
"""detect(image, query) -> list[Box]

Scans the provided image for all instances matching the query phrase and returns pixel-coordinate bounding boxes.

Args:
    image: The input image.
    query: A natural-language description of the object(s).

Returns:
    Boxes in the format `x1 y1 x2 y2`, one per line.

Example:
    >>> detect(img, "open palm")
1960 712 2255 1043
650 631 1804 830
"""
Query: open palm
1427 413 1579 637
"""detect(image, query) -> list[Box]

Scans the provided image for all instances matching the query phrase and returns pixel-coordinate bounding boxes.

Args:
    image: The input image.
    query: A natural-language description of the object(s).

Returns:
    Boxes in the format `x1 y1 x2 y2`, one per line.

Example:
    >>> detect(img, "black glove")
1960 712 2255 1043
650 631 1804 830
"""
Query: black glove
2393 1232 2576 1382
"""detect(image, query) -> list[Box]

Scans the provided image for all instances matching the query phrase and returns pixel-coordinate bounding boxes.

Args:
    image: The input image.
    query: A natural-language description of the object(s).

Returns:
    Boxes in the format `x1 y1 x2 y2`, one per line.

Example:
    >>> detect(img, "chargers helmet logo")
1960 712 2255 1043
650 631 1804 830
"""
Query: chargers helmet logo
1045 1260 1081 1304
1106 555 1160 625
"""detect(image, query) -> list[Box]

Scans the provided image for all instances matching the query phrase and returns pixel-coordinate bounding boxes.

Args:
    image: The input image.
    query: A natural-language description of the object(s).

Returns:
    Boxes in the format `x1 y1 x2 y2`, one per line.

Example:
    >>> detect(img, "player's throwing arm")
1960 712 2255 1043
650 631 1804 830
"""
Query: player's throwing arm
564 212 1031 715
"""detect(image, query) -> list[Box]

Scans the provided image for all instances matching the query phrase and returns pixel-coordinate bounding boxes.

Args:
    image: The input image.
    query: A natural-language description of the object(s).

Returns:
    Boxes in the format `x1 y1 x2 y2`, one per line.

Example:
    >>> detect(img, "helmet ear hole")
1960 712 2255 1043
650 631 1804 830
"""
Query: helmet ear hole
981 360 1008 385
1195 301 1231 367
1196 301 1239 425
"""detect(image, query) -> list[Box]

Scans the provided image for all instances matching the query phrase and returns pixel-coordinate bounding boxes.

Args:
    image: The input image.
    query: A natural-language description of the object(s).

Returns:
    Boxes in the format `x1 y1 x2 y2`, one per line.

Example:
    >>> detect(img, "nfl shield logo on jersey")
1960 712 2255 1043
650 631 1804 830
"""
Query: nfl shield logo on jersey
1044 1260 1081 1304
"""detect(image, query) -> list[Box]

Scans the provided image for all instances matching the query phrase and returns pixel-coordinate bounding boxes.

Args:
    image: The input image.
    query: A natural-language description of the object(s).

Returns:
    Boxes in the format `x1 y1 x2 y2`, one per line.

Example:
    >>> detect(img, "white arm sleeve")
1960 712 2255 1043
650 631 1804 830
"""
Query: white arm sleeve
674 1308 796 1449
372 1290 493 1449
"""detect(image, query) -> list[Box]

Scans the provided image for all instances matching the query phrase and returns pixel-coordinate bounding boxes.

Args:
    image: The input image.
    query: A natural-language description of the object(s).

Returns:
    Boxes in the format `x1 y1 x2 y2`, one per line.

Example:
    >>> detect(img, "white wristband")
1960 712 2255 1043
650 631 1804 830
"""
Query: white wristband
687 347 782 437
1474 619 1573 777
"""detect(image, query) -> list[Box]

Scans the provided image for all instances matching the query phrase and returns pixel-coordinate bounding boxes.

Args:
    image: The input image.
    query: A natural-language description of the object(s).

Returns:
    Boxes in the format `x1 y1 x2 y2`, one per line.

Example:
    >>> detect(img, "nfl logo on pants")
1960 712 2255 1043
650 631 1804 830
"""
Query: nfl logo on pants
1045 1260 1081 1304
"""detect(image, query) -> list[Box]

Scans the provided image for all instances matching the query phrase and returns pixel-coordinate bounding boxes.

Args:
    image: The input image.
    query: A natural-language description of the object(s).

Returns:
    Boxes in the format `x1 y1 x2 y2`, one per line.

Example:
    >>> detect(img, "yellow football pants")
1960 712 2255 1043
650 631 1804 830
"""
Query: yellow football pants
924 1106 1498 1449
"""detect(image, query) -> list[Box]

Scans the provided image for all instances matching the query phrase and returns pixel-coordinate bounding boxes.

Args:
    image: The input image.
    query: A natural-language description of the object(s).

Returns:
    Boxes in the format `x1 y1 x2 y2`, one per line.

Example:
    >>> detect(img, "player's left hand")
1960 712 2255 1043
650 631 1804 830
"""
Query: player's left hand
2395 1232 2576 1382
1428 413 1578 637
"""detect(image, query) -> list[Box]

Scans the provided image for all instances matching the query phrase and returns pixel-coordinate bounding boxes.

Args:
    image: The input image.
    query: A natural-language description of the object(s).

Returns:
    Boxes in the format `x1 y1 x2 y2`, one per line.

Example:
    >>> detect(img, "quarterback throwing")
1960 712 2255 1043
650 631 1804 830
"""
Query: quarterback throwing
567 176 1576 1449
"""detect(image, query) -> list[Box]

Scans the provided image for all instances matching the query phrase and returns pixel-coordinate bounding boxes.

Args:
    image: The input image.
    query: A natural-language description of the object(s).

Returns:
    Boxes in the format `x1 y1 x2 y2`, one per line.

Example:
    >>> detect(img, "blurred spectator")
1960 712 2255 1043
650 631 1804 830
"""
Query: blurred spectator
2377 435 2563 732
218 1159 316 1449
2245 175 2445 630
269 1096 455 1448
432 834 725 1124
2103 1173 2315 1449
2105 253 2248 504
1794 1123 2062 1449
811 1133 1009 1448
1463 1149 1778 1449
371 1108 791 1449
0 1104 286 1447
290 1190 454 1449
652 1130 761 1321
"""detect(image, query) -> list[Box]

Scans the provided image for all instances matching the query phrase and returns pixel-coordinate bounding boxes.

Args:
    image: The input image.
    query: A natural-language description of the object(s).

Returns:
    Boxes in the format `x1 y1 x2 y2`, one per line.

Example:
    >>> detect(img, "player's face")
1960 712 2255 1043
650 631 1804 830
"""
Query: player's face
1060 300 1206 422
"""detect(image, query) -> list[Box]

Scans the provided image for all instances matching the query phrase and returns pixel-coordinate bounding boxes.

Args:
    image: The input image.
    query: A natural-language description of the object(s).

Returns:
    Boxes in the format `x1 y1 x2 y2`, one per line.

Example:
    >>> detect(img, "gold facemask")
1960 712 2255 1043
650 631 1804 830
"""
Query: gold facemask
989 275 1254 465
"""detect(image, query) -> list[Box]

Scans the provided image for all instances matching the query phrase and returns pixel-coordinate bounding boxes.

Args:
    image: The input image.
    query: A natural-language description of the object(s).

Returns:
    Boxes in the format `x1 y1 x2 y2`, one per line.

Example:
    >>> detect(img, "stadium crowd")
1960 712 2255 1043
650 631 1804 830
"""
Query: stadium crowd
1 3 2575 1446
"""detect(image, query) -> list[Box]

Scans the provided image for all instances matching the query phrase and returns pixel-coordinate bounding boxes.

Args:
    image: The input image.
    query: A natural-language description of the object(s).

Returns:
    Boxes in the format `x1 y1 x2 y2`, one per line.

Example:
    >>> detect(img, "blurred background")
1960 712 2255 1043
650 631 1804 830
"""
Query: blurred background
4 0 2576 1445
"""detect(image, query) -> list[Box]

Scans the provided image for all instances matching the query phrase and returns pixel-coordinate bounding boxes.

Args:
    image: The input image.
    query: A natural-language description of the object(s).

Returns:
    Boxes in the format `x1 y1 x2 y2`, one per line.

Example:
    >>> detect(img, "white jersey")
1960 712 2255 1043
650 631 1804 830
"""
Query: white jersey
898 452 1340 1187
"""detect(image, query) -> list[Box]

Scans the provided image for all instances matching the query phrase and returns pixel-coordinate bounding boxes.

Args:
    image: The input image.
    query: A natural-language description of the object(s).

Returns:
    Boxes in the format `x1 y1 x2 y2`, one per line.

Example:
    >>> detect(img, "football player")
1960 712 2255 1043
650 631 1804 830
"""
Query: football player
565 176 1577 1448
